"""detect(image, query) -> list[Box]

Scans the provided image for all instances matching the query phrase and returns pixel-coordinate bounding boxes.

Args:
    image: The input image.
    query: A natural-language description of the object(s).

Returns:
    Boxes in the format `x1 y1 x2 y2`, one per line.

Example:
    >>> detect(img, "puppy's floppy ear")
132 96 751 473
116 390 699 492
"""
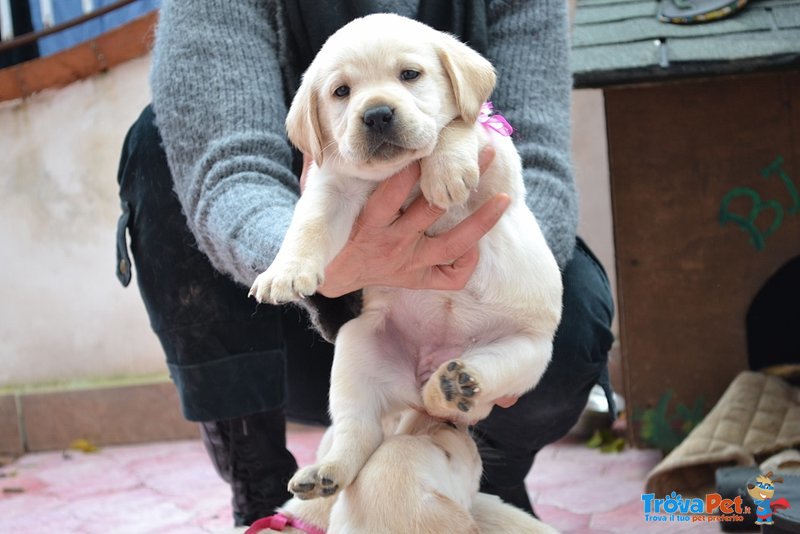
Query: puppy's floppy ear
286 70 325 166
436 35 496 124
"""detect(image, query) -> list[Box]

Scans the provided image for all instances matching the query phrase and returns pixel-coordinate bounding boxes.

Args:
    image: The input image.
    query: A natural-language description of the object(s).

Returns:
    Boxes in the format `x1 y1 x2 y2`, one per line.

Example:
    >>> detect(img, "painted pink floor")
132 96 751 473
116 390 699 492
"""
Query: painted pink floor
0 425 720 533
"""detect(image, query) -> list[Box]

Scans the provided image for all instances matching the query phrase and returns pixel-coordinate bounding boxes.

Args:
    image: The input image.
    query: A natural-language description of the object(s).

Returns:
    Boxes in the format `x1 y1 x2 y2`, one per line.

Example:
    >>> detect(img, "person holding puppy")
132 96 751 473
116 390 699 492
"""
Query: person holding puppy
116 0 615 527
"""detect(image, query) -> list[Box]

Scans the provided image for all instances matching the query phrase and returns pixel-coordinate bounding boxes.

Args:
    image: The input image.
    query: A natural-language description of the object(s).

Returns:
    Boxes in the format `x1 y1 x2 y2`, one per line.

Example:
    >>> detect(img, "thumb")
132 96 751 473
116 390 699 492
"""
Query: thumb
427 245 480 290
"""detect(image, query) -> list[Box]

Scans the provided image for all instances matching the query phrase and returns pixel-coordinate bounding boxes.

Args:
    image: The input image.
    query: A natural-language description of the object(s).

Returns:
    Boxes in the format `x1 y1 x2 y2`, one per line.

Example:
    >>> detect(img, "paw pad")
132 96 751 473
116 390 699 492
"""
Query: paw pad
439 360 480 413
288 465 341 500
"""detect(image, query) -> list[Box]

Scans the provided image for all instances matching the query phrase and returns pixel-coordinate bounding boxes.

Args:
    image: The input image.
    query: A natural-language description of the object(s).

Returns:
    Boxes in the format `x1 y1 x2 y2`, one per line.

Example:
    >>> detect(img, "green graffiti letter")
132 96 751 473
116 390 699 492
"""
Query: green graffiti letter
761 156 800 214
719 187 784 250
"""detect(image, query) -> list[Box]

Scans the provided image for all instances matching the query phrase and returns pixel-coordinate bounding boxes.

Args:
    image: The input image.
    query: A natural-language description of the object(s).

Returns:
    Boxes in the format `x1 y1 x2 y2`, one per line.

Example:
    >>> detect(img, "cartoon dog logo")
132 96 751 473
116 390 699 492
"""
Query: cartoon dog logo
747 471 791 525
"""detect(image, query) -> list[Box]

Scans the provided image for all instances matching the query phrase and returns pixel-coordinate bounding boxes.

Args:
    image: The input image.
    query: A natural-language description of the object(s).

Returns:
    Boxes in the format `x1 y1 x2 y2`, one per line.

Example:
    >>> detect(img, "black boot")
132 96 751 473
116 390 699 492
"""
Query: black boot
474 429 538 518
200 409 299 526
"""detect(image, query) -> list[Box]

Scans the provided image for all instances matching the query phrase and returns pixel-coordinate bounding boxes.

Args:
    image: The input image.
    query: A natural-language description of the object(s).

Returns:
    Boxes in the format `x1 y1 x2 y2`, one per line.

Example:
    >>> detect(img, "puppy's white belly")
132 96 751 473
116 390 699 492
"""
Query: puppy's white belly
365 288 519 385
362 197 561 389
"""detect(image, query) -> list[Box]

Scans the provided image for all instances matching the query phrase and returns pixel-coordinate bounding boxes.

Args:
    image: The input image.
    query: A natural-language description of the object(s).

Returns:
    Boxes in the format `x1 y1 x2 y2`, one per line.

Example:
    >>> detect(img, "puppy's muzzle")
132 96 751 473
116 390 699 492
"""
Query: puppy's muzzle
362 105 394 135
357 103 414 162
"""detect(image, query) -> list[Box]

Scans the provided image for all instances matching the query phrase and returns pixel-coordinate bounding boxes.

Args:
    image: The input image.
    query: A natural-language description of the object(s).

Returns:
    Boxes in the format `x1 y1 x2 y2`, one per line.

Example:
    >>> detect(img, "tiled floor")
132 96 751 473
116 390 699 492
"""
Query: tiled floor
0 424 720 533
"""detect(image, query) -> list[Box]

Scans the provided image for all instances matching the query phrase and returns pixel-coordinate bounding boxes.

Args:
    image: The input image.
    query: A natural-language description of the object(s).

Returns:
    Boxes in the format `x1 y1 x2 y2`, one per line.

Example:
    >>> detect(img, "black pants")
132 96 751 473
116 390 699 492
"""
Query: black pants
117 105 615 504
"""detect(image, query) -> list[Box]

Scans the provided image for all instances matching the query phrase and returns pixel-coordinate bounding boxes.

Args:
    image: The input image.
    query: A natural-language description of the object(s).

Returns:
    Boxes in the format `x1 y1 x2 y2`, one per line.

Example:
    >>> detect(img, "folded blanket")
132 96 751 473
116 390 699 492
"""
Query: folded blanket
645 371 800 497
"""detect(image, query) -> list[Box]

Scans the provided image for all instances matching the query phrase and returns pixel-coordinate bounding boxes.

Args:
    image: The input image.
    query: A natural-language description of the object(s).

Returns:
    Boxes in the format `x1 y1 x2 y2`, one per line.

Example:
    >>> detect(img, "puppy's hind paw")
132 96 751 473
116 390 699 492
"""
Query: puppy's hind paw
423 360 485 421
288 463 345 500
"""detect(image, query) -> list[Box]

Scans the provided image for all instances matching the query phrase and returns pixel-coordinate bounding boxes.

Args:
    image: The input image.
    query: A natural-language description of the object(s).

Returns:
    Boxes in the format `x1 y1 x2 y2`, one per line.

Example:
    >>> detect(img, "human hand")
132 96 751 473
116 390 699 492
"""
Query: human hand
303 148 510 298
494 395 519 408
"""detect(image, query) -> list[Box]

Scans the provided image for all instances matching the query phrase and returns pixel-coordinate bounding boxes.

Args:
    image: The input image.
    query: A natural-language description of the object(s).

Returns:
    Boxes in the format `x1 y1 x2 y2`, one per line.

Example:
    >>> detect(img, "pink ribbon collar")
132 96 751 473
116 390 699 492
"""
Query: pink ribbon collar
245 513 326 534
477 101 513 137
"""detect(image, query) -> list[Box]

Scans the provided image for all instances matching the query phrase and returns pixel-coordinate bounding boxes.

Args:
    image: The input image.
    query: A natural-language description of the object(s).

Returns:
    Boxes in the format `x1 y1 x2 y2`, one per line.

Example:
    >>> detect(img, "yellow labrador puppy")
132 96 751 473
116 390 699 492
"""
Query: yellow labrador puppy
250 14 563 500
248 412 558 533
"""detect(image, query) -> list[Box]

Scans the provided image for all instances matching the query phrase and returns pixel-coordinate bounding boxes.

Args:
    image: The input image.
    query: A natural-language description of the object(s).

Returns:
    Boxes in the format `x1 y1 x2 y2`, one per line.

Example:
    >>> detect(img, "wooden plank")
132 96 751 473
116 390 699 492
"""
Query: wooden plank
773 4 800 27
604 71 800 447
0 11 156 102
668 29 800 61
572 8 773 47
571 0 800 87
574 2 655 25
572 40 661 75
578 0 652 7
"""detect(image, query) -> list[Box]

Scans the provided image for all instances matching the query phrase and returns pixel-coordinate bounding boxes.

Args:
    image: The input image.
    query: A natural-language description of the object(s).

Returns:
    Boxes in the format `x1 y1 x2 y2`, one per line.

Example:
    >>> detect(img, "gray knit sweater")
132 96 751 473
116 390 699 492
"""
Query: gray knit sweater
150 0 577 289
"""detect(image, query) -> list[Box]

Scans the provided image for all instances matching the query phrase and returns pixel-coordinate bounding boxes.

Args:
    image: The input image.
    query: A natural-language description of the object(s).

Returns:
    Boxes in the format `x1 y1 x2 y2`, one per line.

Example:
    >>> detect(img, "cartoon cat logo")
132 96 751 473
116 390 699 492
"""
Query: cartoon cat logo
747 471 791 525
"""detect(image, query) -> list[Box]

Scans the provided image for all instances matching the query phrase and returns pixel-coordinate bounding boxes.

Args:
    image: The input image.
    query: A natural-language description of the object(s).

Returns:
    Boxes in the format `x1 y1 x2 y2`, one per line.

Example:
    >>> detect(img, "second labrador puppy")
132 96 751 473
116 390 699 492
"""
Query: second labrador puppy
250 412 558 533
329 411 482 533
250 14 563 500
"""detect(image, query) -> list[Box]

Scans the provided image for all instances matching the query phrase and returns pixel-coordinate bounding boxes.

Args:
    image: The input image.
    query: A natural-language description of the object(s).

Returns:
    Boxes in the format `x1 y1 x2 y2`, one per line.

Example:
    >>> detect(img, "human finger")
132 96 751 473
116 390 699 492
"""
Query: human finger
360 162 421 227
396 193 445 235
398 146 494 236
425 245 480 290
420 193 510 265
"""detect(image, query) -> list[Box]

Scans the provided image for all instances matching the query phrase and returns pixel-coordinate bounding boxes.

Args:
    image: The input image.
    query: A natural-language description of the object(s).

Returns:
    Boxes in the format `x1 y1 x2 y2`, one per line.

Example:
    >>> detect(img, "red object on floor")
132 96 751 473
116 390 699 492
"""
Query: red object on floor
245 512 325 534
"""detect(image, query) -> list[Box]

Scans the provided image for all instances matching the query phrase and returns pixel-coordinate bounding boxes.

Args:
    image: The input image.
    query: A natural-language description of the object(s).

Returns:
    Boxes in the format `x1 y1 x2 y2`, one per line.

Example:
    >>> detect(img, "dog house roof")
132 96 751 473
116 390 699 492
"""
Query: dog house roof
571 0 800 88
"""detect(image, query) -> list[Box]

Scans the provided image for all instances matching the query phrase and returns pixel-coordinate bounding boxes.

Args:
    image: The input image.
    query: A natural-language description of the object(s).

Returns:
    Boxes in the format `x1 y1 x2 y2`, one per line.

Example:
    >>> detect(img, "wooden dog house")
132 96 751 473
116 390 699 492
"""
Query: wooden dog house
571 0 800 447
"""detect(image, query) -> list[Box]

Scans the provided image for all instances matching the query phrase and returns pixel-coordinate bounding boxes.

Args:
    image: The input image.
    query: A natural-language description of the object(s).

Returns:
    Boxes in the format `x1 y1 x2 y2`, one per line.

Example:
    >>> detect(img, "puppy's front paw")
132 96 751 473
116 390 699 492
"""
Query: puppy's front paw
288 463 348 500
420 158 479 209
249 259 323 304
423 360 485 421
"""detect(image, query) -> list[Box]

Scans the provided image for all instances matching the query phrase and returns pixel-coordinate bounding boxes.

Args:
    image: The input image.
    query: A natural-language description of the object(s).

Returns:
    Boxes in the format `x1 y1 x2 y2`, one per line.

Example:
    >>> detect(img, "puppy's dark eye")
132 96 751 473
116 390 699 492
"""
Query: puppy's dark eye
400 69 420 81
333 85 350 98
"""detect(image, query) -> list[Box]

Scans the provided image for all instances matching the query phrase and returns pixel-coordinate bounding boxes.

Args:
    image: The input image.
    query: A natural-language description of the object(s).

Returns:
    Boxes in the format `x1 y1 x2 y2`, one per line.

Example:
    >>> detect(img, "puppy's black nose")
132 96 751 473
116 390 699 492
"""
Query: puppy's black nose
363 105 394 134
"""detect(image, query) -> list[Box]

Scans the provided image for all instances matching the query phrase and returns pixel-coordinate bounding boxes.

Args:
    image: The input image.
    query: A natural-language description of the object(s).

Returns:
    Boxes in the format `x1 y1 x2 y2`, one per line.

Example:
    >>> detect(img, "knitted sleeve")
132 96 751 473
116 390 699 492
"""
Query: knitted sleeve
486 0 578 269
150 0 298 287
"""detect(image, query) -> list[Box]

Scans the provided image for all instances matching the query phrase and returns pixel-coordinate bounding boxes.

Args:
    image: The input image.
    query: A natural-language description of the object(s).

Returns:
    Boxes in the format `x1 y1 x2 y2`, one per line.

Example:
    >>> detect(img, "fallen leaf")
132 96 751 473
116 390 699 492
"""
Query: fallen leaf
600 437 626 453
586 428 626 453
586 429 604 448
68 438 99 453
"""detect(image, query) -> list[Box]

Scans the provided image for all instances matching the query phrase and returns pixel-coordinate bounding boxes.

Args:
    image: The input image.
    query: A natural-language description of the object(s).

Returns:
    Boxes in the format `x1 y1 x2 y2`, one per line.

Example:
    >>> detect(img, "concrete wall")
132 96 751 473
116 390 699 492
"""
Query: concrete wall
0 56 616 388
0 56 165 388
573 89 618 334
